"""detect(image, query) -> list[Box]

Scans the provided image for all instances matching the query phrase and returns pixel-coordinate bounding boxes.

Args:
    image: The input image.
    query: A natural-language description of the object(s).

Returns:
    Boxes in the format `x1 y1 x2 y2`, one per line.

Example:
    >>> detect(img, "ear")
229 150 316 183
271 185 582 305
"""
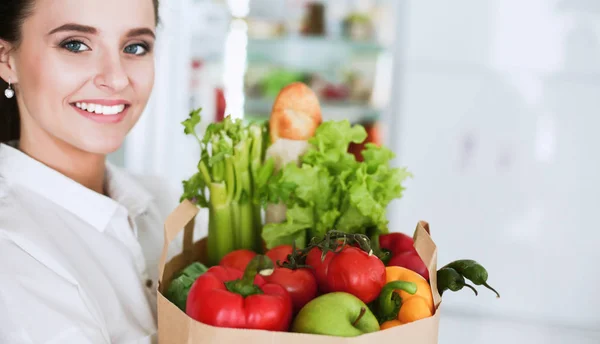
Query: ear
0 39 18 84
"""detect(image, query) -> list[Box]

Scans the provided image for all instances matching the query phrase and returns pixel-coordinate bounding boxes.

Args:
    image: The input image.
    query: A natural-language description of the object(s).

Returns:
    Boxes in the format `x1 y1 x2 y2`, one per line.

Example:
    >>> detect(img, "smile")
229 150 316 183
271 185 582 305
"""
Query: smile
73 102 128 116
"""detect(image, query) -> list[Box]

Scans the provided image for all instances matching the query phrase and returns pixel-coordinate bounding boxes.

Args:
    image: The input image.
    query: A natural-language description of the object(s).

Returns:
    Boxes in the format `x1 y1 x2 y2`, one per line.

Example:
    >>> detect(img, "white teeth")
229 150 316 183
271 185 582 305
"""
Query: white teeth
74 102 126 116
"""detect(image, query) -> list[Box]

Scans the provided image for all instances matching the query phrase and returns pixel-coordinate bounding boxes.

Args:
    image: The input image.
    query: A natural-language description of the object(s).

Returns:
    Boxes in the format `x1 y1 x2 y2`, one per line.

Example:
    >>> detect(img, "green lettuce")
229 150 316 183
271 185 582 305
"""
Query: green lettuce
261 120 412 249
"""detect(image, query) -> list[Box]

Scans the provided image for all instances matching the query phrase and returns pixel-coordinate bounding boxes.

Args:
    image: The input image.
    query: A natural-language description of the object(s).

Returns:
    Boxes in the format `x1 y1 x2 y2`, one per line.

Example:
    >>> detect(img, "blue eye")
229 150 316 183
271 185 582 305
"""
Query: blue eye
63 41 90 53
124 44 149 56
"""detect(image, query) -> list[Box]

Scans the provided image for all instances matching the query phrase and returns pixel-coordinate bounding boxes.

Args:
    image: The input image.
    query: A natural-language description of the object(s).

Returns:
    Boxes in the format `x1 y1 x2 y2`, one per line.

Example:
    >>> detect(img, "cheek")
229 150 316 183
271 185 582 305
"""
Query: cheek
21 50 90 110
128 59 155 102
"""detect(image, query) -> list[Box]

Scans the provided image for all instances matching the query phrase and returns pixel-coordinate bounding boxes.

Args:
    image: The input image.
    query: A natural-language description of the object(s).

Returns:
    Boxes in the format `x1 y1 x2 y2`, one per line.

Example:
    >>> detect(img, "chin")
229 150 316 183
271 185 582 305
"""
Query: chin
74 135 126 156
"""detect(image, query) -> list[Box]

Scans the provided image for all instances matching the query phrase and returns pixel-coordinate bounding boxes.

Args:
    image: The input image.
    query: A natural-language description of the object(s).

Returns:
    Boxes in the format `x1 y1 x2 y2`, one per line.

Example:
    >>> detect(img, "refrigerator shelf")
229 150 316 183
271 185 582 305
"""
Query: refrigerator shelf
243 96 381 124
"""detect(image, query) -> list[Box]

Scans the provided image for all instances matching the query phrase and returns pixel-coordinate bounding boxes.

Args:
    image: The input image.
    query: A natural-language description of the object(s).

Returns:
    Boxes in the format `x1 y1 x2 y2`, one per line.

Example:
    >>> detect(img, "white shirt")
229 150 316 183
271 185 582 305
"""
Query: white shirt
0 143 202 344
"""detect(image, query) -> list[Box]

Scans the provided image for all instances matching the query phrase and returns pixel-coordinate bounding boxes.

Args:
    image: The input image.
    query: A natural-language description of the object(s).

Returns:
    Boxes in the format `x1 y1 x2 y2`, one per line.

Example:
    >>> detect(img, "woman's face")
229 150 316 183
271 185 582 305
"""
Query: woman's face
8 0 156 154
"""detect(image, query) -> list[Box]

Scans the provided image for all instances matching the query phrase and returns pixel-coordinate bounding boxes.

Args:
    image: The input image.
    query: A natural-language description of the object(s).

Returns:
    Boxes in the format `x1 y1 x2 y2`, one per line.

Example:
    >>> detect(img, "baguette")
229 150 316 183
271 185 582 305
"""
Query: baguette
269 82 322 143
265 82 322 226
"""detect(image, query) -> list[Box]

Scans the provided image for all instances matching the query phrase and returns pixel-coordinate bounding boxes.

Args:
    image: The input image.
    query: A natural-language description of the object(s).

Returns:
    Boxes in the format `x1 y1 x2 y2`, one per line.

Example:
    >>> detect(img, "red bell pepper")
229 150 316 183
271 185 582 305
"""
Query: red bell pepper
186 255 293 331
379 232 429 280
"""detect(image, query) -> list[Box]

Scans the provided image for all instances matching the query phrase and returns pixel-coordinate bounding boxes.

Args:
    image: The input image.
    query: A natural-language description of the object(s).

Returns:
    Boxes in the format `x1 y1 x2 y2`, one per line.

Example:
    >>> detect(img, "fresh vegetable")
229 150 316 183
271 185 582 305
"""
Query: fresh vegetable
373 266 434 326
379 232 414 258
305 247 335 293
437 267 478 296
326 246 386 304
387 250 429 281
265 244 293 266
379 232 429 280
299 231 386 304
261 120 412 250
219 249 257 272
371 280 417 323
186 255 293 331
291 292 380 337
165 262 209 312
263 266 318 314
442 260 500 298
180 109 273 265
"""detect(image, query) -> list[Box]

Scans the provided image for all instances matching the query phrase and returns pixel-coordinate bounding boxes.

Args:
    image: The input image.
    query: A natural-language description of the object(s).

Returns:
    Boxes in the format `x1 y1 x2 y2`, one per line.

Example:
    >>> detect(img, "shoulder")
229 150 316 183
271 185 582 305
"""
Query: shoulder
0 179 39 234
136 173 181 220
106 163 180 219
110 165 209 238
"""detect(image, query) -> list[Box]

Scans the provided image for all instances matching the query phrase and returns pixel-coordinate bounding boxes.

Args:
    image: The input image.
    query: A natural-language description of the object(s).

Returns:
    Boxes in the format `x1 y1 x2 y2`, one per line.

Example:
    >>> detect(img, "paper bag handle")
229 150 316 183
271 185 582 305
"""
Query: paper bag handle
413 220 443 308
158 199 199 285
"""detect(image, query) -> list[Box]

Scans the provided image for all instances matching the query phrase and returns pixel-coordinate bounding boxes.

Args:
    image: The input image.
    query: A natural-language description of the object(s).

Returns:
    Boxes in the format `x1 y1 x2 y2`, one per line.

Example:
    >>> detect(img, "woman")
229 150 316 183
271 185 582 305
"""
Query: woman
0 0 182 342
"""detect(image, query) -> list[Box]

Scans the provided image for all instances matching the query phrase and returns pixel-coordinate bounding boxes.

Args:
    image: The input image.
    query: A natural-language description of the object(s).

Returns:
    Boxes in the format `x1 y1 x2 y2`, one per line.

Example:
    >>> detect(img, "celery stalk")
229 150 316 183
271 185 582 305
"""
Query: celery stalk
237 171 255 251
232 139 255 251
249 124 266 251
181 110 273 263
207 182 233 266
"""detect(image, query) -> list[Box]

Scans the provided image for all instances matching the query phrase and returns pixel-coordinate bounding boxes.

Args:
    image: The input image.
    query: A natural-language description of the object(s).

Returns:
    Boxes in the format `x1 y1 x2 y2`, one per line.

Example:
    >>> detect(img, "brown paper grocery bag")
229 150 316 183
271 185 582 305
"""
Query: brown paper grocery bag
157 200 442 344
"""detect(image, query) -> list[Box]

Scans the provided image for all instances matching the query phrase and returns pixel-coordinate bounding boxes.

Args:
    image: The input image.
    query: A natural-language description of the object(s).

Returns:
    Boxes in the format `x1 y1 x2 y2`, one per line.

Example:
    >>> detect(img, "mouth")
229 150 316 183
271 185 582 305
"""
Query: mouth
71 101 130 116
70 100 132 124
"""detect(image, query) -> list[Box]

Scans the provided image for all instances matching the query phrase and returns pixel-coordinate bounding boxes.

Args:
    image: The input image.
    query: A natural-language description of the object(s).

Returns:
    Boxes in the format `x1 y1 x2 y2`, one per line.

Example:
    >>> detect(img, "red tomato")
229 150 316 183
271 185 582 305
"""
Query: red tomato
263 267 318 314
305 247 335 293
265 245 293 267
387 250 430 281
326 246 386 304
219 249 256 272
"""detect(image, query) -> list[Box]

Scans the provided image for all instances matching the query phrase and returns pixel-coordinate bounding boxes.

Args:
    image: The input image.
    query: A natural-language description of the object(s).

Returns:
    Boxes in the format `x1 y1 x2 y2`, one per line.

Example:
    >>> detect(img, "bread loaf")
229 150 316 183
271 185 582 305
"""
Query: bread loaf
269 82 322 143
265 82 322 226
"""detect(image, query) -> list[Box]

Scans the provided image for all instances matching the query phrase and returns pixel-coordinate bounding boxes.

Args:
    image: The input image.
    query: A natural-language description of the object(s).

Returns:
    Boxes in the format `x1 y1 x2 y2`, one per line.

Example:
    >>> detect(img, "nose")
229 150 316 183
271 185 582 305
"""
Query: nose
94 53 129 93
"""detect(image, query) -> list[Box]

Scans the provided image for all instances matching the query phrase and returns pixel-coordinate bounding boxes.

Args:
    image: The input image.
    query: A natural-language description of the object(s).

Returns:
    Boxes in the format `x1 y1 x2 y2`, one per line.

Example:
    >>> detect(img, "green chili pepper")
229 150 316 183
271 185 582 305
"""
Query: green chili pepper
443 259 500 298
436 267 478 296
368 280 417 324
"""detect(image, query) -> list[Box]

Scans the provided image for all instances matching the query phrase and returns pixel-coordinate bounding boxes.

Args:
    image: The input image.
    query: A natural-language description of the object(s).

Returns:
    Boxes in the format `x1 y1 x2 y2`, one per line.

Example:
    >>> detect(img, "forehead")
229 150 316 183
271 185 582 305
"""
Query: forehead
28 0 156 33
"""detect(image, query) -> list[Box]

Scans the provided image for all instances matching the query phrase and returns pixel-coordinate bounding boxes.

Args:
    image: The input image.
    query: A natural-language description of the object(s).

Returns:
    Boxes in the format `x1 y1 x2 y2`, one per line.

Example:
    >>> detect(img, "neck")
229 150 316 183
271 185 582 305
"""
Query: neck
18 128 107 196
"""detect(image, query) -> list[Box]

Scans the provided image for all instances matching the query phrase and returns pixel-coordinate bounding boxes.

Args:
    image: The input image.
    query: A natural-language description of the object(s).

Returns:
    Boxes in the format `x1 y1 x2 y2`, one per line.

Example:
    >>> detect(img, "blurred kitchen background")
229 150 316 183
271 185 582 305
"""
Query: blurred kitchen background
108 0 600 342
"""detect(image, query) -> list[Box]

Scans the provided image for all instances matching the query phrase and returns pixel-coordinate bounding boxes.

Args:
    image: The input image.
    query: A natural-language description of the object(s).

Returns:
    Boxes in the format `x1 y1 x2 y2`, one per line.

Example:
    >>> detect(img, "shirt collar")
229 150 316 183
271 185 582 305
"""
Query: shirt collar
0 143 154 232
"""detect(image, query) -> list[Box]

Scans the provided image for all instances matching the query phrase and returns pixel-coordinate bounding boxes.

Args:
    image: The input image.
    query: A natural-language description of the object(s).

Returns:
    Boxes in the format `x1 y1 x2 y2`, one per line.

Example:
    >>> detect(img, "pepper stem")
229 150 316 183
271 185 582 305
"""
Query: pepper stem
224 255 274 297
352 307 367 327
483 282 501 298
464 283 478 296
377 280 417 319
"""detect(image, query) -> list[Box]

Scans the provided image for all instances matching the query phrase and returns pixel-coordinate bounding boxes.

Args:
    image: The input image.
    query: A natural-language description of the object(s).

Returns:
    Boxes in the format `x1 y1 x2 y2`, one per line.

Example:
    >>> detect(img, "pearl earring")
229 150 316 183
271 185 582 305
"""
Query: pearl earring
5 78 14 99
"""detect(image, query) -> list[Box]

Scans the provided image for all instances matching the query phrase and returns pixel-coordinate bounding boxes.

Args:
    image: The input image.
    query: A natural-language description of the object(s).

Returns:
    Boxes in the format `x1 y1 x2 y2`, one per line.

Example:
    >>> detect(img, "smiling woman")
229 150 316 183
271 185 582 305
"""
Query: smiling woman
0 0 192 343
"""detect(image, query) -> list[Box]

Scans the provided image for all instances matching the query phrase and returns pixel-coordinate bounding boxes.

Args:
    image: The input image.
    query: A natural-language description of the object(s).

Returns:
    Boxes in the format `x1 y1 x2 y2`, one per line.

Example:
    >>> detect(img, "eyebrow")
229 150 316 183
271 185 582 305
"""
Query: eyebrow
48 23 96 35
126 28 156 39
48 24 155 39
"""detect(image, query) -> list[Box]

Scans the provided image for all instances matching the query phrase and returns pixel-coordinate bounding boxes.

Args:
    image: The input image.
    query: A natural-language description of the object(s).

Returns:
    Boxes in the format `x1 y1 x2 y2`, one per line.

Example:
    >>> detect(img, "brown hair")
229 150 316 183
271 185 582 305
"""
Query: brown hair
0 0 160 143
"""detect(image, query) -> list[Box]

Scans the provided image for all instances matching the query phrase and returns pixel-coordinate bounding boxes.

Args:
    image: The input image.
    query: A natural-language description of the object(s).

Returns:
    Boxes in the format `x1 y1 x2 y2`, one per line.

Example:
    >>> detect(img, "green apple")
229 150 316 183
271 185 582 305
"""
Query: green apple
291 292 380 337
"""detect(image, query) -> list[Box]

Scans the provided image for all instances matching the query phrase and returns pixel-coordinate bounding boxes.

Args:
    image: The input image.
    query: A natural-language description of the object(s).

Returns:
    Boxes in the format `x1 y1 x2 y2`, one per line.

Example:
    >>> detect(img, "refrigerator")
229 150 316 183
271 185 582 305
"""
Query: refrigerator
114 0 600 342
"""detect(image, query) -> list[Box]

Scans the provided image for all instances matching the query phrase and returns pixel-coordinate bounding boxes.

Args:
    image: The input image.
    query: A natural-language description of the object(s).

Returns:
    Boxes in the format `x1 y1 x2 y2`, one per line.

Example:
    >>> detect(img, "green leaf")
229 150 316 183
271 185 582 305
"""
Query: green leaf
180 171 209 207
165 262 209 312
182 108 202 136
262 221 308 249
259 119 412 247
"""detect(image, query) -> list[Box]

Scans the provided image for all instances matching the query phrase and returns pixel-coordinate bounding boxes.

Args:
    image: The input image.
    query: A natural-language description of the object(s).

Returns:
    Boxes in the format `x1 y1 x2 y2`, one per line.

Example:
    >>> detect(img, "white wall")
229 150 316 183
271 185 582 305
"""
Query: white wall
388 0 600 331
